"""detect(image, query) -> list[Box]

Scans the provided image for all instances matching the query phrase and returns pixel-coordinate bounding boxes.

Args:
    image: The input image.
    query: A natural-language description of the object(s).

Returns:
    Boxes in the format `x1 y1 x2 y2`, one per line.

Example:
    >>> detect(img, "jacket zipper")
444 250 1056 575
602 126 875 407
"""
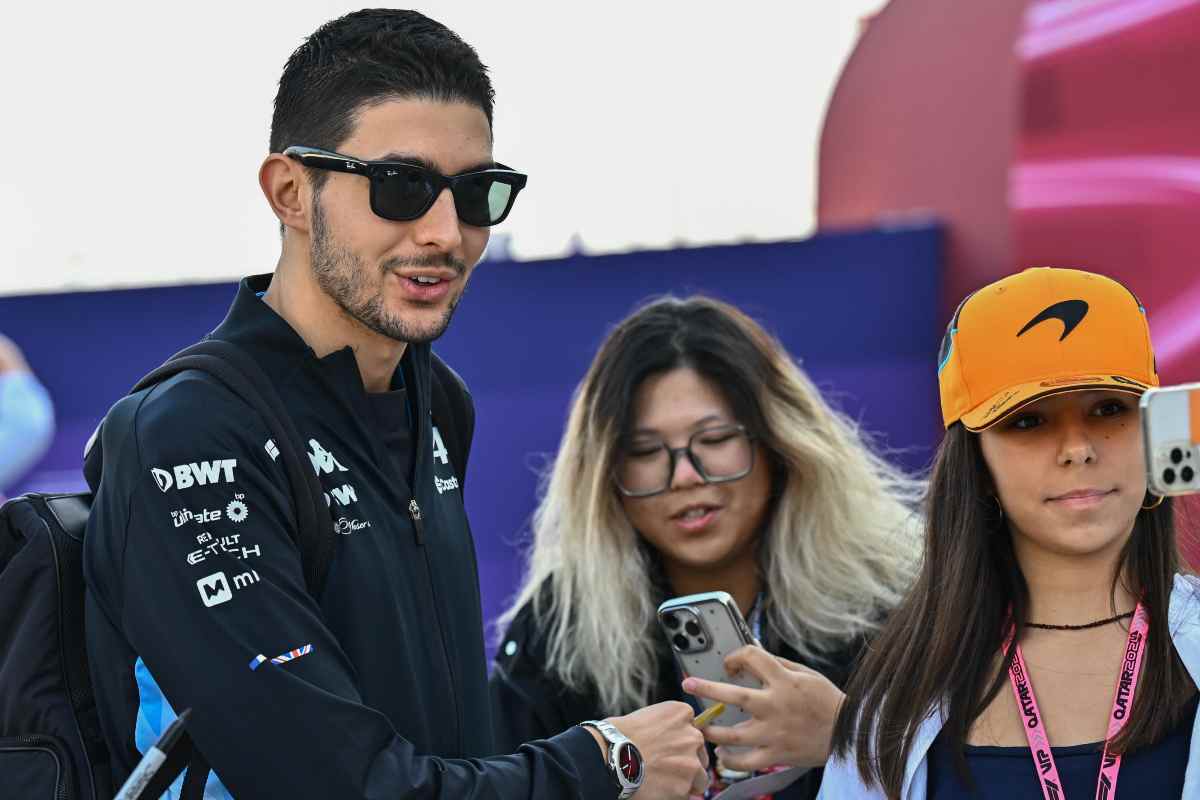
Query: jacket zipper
408 498 425 545
408 494 464 753
406 355 463 752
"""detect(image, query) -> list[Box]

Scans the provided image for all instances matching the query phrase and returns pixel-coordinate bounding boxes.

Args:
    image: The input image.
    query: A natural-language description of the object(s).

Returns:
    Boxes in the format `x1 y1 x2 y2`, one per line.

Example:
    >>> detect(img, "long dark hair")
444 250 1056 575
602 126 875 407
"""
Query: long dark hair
830 423 1194 798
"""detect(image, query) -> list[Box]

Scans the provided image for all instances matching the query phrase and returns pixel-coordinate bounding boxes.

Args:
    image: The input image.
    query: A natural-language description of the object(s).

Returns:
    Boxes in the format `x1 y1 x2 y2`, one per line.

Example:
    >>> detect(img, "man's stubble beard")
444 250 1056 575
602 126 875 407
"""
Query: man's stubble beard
309 197 470 344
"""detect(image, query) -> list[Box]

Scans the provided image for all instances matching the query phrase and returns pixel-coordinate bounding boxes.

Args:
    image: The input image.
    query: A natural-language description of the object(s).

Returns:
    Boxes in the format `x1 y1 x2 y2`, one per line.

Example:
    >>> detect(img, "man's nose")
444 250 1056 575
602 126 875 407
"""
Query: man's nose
410 188 463 252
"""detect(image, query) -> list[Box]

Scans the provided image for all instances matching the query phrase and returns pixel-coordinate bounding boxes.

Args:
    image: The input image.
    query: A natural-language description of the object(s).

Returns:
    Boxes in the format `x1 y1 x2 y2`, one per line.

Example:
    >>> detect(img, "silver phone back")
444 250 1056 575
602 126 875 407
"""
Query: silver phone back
1141 383 1200 496
658 591 761 731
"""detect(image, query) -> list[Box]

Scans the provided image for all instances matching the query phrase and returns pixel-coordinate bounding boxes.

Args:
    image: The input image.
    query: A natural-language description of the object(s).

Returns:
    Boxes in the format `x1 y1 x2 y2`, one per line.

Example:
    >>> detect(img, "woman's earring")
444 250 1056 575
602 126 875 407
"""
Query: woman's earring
992 495 1005 520
1142 494 1166 510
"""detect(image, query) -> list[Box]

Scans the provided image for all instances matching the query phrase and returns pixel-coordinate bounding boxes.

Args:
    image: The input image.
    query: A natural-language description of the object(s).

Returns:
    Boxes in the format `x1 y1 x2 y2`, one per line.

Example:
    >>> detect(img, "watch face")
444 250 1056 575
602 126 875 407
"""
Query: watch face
617 742 643 785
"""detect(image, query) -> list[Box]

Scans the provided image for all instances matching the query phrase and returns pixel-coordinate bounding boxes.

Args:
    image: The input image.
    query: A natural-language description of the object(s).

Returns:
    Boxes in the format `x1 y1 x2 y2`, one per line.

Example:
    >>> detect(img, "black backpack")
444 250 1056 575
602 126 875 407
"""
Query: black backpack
0 339 471 799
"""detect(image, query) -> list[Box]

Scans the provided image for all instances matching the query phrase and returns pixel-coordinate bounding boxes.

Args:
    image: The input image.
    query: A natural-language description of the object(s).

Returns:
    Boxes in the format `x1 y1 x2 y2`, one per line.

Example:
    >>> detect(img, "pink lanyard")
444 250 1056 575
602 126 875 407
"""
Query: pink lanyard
1004 602 1149 800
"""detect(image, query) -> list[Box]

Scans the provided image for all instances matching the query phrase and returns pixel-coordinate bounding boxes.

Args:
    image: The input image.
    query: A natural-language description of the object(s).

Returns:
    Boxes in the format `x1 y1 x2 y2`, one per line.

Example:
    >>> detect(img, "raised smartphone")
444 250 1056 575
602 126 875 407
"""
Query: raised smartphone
657 591 761 736
1141 382 1200 497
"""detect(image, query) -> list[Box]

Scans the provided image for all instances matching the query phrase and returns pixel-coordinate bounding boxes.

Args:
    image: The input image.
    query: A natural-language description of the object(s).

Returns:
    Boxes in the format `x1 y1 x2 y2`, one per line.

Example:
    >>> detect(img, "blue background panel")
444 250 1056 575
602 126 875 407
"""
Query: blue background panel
0 224 944 642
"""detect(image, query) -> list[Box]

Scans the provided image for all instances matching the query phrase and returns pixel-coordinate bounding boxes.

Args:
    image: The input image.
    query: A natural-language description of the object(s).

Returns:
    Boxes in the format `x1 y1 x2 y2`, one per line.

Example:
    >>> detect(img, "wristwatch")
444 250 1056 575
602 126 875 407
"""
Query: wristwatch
579 719 644 799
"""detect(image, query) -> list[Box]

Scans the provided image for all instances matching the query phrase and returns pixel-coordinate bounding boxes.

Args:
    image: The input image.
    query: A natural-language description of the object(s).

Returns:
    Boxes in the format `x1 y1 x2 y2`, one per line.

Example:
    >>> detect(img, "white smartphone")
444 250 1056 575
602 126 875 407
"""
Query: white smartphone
657 591 761 738
1141 382 1200 496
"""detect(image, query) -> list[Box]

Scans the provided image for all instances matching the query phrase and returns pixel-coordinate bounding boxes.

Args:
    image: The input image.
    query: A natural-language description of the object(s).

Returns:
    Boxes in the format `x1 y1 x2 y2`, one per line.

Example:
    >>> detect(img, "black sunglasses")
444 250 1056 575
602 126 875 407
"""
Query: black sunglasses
283 146 528 227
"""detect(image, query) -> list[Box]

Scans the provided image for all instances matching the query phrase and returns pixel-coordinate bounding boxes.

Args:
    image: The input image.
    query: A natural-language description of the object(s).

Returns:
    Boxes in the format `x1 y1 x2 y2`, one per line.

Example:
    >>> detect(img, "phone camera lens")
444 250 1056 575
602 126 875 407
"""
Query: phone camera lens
672 633 689 651
1164 468 1177 485
685 621 702 637
696 637 706 646
1183 467 1195 483
663 613 680 630
1172 448 1184 465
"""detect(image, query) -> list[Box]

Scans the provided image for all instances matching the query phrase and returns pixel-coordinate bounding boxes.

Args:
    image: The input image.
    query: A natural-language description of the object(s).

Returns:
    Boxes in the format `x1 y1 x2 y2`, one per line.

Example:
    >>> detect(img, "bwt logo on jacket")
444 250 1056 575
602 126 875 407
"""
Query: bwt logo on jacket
151 459 238 492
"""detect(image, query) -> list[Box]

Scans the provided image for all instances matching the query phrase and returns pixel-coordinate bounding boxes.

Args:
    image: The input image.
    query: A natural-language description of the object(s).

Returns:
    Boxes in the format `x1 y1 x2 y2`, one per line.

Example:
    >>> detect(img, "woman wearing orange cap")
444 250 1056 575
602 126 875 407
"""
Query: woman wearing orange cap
687 267 1199 799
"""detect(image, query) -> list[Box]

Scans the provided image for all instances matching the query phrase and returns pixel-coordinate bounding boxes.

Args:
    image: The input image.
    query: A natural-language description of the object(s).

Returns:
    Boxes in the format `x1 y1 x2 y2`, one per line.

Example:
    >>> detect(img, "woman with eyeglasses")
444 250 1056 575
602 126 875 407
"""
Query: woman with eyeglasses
489 295 921 799
689 267 1200 799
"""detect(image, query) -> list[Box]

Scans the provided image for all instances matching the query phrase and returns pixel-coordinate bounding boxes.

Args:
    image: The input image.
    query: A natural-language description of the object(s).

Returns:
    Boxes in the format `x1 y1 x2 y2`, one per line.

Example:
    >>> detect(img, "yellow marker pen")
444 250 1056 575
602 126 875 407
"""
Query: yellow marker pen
692 702 727 729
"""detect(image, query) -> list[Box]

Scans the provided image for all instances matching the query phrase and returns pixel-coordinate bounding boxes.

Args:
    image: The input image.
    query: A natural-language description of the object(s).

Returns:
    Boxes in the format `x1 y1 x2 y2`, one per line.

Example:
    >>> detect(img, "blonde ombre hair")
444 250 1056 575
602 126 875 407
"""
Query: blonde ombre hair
497 296 923 714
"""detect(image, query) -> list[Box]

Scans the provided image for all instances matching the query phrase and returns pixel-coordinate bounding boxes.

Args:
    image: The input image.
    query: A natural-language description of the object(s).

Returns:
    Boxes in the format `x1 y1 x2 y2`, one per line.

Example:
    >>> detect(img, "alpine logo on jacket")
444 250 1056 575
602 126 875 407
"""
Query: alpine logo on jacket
431 427 460 495
432 427 450 466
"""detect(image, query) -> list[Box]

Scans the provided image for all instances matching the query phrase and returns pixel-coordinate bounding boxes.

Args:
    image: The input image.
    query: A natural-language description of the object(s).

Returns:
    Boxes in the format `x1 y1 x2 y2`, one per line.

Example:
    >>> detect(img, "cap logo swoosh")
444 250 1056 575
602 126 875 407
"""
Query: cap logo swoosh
1017 300 1089 341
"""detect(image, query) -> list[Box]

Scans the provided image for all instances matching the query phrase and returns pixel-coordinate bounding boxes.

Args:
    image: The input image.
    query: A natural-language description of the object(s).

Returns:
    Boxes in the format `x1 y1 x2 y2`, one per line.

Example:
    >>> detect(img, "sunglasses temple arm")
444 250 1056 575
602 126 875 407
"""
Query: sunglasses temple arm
290 150 369 177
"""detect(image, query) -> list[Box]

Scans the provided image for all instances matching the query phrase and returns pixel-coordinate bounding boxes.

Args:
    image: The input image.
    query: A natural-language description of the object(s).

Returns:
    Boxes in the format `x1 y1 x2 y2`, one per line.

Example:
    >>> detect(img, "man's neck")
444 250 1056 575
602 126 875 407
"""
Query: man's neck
1014 535 1136 627
262 258 406 393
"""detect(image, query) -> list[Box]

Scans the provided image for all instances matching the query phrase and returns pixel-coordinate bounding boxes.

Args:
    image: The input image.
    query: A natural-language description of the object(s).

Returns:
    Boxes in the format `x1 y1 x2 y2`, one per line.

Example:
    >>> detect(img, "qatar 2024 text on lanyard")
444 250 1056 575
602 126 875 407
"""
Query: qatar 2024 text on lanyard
1004 603 1149 800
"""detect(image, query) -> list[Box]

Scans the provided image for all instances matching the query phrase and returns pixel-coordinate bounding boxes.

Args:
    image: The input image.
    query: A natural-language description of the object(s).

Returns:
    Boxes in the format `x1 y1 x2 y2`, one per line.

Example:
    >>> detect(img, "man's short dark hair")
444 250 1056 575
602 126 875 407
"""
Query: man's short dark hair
270 9 495 192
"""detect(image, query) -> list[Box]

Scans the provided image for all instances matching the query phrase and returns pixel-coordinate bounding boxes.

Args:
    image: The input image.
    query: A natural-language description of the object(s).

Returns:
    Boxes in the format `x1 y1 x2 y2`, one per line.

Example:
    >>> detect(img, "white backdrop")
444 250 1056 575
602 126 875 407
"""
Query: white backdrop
0 1 886 295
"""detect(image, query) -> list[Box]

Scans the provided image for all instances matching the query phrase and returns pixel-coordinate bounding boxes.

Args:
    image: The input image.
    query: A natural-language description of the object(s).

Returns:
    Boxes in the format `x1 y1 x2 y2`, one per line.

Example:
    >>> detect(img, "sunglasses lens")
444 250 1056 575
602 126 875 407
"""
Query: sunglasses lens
374 166 436 220
452 174 517 226
488 181 515 222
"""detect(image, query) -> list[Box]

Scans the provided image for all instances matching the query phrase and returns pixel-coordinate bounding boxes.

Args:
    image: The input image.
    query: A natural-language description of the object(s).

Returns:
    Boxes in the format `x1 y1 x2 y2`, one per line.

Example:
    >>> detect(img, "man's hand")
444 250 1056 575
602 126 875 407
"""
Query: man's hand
594 701 709 798
682 646 844 773
0 335 30 374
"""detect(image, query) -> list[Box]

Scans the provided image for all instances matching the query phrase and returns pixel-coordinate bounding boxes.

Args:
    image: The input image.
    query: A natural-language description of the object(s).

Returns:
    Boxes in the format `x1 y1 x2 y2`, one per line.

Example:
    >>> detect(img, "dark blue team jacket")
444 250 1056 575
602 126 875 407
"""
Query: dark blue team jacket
83 275 611 798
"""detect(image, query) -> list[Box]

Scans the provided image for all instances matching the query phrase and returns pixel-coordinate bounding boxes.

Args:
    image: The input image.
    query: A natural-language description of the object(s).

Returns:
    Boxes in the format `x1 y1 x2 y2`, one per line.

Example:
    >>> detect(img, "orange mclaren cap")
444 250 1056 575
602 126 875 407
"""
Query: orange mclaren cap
938 267 1159 431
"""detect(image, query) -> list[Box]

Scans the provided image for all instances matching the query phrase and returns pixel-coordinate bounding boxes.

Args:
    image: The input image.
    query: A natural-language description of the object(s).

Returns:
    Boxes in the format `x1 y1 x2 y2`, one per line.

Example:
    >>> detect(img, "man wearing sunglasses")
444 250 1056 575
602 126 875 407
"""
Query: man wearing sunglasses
83 9 707 800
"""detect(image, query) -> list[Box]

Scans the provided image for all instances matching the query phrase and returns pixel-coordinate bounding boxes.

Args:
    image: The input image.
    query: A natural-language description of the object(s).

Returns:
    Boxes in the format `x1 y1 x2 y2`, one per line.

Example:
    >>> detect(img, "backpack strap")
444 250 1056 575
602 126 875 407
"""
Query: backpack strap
429 353 474 487
122 710 211 800
179 748 211 800
128 339 335 596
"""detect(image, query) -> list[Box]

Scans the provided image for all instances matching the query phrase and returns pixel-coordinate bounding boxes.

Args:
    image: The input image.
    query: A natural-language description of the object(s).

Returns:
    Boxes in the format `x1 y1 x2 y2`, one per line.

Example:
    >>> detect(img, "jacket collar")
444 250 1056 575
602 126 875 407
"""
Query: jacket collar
209 273 432 401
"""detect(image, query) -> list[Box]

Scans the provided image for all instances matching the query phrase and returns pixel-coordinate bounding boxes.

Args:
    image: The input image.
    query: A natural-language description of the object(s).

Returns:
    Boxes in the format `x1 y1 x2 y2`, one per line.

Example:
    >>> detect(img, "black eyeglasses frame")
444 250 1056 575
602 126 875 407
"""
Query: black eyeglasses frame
614 423 758 499
283 145 528 227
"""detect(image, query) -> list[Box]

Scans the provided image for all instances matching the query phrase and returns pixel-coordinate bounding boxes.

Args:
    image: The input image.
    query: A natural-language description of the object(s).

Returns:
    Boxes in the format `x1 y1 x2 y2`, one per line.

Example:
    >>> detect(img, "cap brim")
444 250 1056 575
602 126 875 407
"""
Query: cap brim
961 375 1151 432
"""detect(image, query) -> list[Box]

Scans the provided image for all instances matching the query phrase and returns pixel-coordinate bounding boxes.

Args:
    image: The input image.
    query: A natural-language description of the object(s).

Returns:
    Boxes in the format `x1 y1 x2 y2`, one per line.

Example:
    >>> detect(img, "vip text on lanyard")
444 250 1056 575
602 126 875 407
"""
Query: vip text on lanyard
1004 603 1149 800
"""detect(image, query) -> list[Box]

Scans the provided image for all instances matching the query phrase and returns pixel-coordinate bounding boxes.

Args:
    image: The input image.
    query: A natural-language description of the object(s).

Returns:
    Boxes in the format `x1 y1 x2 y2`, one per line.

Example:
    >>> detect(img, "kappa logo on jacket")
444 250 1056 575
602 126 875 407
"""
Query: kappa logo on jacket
307 439 349 476
306 439 359 508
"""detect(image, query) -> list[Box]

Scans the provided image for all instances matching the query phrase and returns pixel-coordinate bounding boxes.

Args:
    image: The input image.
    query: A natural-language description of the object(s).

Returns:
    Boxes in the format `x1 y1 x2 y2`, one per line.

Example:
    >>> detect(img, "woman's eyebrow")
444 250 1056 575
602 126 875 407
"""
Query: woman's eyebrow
631 414 726 437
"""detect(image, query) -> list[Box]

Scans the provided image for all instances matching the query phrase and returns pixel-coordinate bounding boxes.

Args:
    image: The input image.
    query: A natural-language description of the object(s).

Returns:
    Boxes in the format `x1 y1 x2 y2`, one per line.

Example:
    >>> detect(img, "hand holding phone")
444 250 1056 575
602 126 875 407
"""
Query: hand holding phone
658 591 761 737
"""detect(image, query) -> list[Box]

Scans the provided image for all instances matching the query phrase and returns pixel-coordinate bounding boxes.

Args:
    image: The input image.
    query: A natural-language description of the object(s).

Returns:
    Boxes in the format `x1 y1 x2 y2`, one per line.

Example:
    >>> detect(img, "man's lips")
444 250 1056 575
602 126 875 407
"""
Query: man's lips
395 268 459 282
388 269 457 302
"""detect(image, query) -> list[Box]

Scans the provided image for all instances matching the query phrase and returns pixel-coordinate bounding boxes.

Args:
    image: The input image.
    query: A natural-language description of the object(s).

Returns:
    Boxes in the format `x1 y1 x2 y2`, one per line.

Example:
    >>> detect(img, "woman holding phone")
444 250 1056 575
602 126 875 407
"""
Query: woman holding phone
489 295 921 798
690 267 1200 798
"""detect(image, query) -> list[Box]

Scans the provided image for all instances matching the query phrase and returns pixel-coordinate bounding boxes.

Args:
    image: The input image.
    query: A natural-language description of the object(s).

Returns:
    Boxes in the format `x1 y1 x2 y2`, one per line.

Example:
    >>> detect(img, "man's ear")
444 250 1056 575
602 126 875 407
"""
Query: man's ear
260 153 311 235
